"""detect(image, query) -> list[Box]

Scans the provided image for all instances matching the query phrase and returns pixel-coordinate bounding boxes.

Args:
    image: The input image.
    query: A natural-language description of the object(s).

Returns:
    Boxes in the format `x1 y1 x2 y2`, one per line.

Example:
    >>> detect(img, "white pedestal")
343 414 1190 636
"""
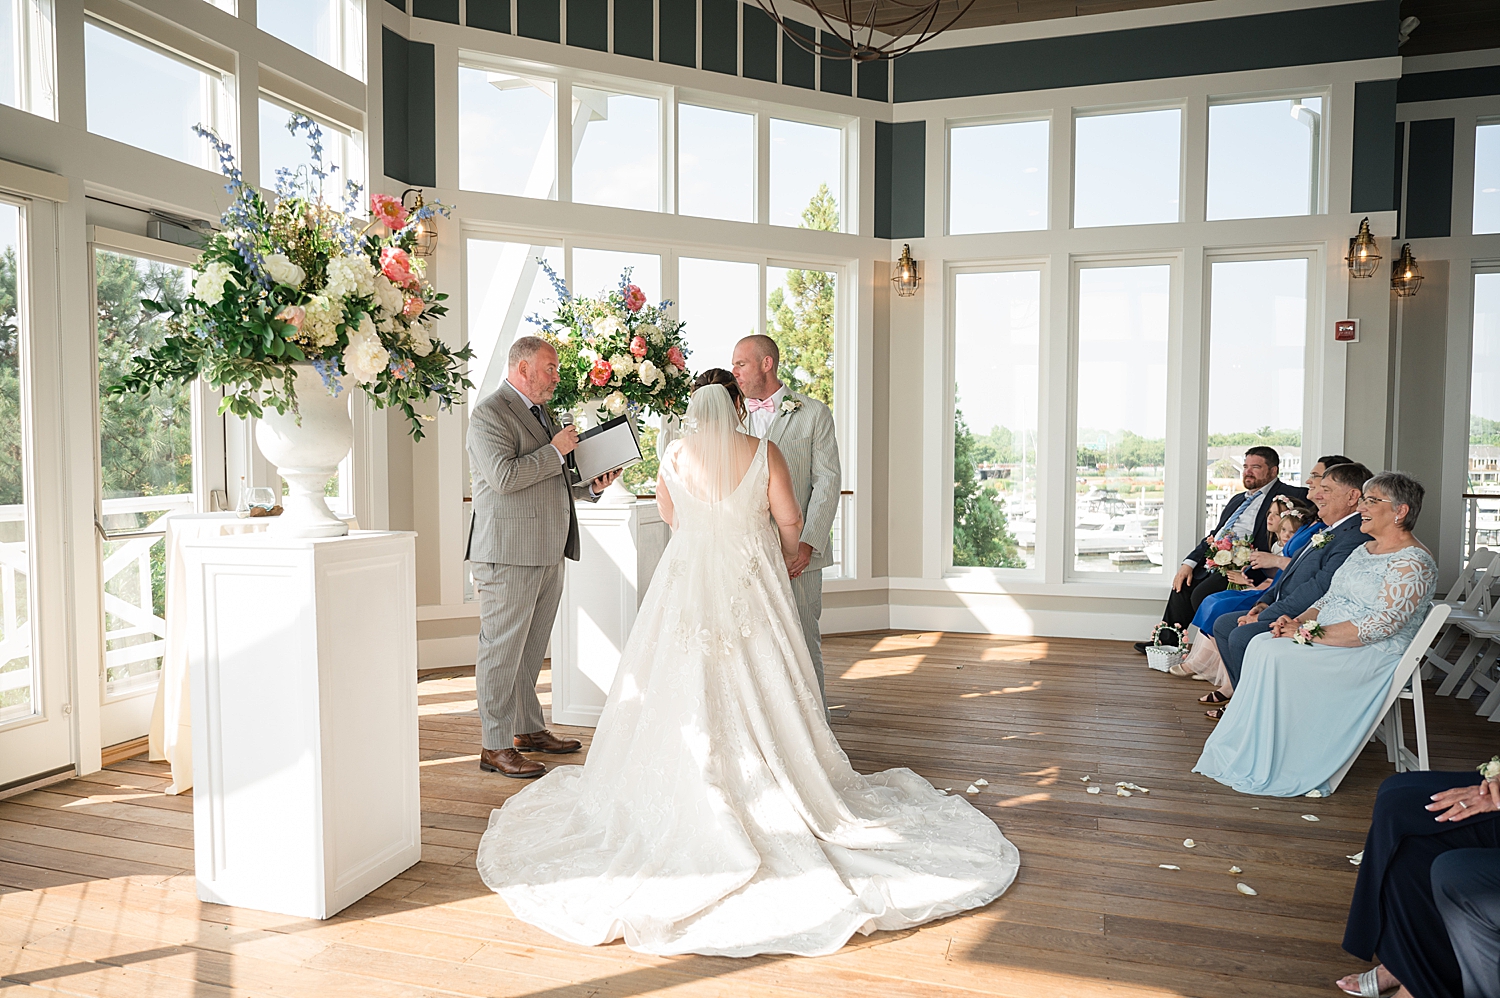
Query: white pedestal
183 530 421 919
550 501 671 726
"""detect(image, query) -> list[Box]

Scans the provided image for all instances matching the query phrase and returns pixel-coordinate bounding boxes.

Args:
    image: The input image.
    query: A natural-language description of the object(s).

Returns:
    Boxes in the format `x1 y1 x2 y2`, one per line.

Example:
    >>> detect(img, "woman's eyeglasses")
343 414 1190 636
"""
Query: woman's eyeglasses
1358 495 1393 506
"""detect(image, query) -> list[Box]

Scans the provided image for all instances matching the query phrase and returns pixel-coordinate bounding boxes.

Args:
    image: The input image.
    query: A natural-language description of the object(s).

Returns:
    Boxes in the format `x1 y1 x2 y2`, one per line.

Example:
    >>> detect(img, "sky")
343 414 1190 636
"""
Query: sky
1473 274 1500 426
1076 265 1171 441
1206 259 1307 436
679 104 754 223
0 0 14 108
257 0 340 67
953 270 1040 446
259 99 357 196
85 24 211 167
1207 98 1321 220
1477 123 1500 235
949 120 1048 234
1074 109 1181 228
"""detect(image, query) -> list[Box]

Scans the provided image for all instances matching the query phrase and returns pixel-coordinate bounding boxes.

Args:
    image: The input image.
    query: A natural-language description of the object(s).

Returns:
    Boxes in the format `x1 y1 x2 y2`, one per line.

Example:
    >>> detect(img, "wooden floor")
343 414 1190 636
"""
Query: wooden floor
2 632 1497 998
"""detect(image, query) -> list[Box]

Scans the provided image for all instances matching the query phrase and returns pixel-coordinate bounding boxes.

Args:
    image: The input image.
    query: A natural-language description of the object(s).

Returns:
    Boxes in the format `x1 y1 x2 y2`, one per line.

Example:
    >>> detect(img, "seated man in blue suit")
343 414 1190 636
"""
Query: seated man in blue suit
1211 460 1372 697
1135 447 1306 654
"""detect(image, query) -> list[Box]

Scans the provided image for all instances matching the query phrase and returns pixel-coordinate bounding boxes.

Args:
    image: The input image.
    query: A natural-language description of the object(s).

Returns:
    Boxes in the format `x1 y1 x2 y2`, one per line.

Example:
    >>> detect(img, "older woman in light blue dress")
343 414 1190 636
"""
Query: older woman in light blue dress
1194 472 1438 798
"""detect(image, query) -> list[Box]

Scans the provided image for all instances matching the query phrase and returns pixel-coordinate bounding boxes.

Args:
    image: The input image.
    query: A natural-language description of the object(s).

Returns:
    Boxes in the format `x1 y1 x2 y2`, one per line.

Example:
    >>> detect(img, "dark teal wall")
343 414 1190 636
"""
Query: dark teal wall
875 121 924 240
1352 80 1399 214
381 27 436 188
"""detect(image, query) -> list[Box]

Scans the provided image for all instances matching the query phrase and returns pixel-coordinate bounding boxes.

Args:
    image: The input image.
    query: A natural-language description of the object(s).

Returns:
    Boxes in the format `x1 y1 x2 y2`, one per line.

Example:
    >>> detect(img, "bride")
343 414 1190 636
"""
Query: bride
475 381 1020 957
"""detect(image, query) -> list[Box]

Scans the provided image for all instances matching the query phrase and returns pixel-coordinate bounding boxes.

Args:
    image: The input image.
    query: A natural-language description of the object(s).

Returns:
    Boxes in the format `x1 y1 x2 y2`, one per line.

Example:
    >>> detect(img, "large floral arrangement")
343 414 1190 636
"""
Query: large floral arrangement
528 262 692 420
112 116 472 440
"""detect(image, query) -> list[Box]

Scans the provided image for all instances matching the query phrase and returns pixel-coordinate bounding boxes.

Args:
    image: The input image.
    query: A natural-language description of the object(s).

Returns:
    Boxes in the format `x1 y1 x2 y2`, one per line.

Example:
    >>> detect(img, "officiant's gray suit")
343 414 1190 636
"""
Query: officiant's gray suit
467 381 597 750
758 390 842 706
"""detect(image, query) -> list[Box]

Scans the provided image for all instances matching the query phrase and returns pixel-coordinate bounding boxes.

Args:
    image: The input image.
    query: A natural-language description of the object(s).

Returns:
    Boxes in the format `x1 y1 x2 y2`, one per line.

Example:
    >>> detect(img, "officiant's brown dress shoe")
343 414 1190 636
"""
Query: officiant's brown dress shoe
480 747 545 779
514 729 582 754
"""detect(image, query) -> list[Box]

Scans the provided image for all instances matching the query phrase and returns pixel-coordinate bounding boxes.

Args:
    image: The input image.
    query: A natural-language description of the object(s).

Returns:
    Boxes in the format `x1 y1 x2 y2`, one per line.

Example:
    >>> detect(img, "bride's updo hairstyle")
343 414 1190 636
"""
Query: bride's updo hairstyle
675 382 754 503
692 368 744 414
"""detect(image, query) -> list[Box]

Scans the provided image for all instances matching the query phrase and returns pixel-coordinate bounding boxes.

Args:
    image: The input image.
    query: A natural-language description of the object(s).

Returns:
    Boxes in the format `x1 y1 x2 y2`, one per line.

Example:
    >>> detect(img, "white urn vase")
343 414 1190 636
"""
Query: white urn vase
254 364 352 538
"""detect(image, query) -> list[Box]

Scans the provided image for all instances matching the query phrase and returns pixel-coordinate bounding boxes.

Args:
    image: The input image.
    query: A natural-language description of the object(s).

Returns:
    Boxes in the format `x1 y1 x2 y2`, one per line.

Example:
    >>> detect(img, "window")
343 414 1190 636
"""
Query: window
258 97 363 195
1208 98 1321 220
0 201 35 723
770 118 842 230
572 247 661 302
0 0 55 119
948 120 1048 234
94 249 196 697
257 0 363 79
767 264 835 406
84 22 229 168
1471 274 1500 494
466 239 564 404
1073 265 1171 574
458 66 556 199
572 87 661 212
1476 122 1500 235
677 258 758 373
1206 259 1308 526
952 271 1040 570
679 104 755 223
1073 109 1181 228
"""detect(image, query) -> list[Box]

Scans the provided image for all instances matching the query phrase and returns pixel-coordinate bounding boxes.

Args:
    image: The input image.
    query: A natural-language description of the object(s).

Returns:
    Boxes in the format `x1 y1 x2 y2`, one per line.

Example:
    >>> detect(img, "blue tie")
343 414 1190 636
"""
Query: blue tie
1215 490 1262 542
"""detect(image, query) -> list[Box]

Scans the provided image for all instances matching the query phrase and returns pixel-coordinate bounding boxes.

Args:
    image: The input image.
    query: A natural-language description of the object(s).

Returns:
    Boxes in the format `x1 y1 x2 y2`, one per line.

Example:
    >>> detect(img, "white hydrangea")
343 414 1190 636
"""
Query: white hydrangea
408 321 434 358
342 314 389 384
325 253 376 300
302 294 342 348
372 275 405 318
640 323 664 346
593 315 626 338
608 353 636 380
638 359 660 388
263 253 306 287
193 261 238 306
578 347 599 365
604 391 627 415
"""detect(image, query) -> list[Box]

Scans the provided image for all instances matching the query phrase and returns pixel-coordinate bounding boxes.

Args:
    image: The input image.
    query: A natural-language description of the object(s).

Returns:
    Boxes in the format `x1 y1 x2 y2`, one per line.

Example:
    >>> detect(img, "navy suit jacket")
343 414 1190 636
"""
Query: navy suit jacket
1186 477 1307 577
1258 514 1367 620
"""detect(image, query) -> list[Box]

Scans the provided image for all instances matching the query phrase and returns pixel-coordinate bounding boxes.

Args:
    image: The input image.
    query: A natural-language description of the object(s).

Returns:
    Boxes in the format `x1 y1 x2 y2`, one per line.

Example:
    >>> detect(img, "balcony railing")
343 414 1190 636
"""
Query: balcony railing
1465 493 1500 567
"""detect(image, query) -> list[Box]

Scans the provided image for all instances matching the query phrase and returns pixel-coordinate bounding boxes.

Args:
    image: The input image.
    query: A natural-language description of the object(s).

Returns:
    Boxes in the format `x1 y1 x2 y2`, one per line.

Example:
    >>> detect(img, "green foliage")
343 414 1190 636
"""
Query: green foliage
1472 416 1500 446
768 186 837 406
623 423 660 495
1206 427 1302 447
953 405 1024 569
1075 430 1166 471
0 245 19 506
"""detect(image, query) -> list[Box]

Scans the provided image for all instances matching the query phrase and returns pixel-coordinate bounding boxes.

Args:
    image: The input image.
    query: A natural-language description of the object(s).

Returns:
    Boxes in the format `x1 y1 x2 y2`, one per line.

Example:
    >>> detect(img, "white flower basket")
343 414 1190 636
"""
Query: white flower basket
1145 644 1184 673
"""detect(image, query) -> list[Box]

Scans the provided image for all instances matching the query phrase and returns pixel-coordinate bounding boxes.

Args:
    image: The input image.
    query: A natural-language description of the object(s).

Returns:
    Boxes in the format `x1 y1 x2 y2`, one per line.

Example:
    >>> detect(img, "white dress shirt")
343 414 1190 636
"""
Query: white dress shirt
1184 482 1274 568
747 384 788 439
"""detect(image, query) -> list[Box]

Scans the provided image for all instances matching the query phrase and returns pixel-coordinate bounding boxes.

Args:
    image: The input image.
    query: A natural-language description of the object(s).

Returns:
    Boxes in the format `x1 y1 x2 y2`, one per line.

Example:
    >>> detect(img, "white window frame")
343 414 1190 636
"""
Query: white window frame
944 112 1053 236
1205 88 1331 220
4 0 57 120
1071 101 1187 230
455 54 562 202
674 93 760 225
256 90 367 198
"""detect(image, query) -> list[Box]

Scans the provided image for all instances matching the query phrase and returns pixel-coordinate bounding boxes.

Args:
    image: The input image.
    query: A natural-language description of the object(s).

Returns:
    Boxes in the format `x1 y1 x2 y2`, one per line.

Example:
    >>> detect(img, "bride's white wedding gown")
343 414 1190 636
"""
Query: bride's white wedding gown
475 436 1020 957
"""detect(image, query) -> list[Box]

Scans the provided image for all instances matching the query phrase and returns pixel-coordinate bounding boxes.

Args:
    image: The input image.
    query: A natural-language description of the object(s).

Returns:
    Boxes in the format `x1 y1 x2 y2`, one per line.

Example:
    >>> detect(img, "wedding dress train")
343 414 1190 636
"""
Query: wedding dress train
475 412 1019 957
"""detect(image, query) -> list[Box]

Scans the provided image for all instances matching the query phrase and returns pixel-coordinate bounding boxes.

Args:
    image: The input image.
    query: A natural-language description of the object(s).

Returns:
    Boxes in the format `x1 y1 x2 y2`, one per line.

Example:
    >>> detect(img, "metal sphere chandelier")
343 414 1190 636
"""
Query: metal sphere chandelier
751 0 978 61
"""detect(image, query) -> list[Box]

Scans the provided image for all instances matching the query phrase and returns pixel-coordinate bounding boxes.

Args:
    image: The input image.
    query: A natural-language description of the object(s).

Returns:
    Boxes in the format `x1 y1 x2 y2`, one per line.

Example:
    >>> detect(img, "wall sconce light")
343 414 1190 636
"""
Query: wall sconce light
1346 217 1381 278
892 244 921 297
1391 243 1423 298
401 188 438 258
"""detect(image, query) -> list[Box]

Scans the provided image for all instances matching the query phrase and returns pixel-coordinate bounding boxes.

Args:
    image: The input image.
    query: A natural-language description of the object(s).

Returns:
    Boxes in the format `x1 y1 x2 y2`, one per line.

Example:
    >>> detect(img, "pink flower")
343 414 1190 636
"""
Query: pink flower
1215 538 1232 550
380 247 417 289
370 194 407 230
275 305 305 331
624 284 646 312
402 296 425 320
389 358 416 380
630 336 648 358
589 358 613 387
667 345 686 370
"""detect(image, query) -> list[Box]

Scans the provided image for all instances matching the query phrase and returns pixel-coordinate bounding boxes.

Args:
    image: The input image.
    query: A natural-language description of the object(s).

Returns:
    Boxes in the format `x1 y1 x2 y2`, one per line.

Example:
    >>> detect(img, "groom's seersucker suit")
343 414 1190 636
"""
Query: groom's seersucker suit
466 381 598 751
755 390 842 706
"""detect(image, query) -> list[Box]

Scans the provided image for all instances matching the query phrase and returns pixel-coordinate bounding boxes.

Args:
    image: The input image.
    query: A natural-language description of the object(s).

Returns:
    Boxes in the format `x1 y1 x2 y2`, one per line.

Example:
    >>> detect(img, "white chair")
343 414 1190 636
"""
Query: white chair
1423 550 1500 694
1327 603 1451 794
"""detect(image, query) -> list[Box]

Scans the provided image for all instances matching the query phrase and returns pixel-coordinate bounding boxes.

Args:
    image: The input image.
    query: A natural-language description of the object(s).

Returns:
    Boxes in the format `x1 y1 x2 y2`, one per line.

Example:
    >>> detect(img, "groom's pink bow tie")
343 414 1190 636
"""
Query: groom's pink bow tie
746 397 777 413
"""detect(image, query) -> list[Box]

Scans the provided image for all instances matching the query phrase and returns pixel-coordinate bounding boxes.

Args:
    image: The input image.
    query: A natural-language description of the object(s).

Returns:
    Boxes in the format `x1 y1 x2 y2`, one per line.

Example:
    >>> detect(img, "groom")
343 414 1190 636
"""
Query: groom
467 336 619 779
731 335 843 707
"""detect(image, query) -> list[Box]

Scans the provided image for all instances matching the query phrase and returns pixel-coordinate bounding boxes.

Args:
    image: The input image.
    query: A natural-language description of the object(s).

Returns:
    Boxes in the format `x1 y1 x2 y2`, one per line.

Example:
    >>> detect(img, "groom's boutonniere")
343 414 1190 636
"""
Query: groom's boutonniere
779 397 802 416
1311 531 1331 549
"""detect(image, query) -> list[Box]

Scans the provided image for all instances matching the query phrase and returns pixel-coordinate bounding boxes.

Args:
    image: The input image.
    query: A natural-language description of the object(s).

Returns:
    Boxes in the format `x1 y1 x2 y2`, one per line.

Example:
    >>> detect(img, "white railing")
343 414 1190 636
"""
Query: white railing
1466 493 1500 567
0 494 194 716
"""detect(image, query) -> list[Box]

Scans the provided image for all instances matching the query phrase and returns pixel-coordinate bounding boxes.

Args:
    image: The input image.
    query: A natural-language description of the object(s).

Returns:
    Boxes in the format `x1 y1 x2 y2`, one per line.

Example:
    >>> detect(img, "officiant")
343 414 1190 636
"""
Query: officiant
466 335 620 780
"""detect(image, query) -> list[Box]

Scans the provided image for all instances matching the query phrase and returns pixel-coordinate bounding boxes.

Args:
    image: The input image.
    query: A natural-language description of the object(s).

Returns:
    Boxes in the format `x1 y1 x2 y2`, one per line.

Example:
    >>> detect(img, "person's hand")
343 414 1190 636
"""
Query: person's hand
1172 563 1194 592
1430 780 1500 822
786 542 814 579
1224 570 1252 587
1249 551 1289 571
590 469 621 493
1238 606 1264 626
552 426 579 456
1269 615 1299 638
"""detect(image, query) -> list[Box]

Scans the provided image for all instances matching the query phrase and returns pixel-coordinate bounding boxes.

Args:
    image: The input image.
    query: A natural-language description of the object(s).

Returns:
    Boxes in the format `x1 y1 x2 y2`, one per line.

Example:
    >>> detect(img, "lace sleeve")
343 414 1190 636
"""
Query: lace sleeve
1351 551 1438 644
1309 593 1331 616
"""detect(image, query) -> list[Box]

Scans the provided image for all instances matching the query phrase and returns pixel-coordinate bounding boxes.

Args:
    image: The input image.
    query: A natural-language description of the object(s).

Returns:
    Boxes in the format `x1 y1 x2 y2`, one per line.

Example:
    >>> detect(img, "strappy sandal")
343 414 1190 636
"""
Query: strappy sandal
1198 690 1231 705
1205 707 1225 720
1339 967 1399 997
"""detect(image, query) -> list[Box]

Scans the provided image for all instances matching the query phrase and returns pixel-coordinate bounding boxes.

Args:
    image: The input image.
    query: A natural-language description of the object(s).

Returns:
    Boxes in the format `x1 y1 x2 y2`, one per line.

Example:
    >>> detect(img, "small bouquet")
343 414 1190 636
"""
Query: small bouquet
1478 756 1500 782
1209 537 1256 589
1292 621 1325 646
112 115 472 440
529 262 693 420
1144 622 1186 672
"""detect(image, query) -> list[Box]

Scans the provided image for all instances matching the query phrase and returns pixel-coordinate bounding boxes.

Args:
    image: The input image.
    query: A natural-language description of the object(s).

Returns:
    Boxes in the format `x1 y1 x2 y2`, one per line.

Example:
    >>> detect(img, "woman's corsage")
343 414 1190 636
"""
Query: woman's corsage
1311 531 1331 549
1292 621 1325 645
1479 756 1500 781
779 396 802 416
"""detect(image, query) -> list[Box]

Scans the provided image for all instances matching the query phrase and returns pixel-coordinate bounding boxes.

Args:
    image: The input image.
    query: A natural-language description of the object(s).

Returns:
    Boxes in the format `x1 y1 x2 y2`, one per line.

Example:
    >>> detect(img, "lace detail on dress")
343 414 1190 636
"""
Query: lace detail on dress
1309 544 1438 648
1350 549 1439 643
